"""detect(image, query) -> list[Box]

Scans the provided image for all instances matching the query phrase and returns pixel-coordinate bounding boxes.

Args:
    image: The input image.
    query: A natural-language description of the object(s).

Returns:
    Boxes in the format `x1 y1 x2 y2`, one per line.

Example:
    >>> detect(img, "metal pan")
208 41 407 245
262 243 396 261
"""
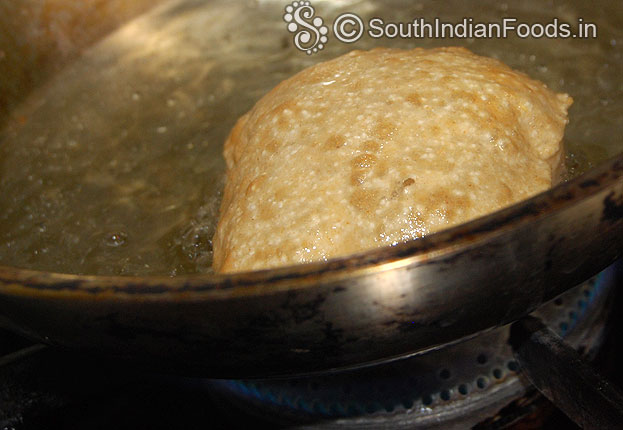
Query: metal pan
0 0 621 377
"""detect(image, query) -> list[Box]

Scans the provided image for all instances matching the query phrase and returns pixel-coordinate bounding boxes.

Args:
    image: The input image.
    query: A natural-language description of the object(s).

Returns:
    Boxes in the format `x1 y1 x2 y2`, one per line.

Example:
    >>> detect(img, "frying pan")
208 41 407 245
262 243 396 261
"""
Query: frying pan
0 0 621 378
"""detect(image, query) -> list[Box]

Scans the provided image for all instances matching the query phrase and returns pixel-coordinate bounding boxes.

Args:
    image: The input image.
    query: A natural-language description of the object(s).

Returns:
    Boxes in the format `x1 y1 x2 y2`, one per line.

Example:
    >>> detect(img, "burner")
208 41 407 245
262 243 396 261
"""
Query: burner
208 266 615 429
0 265 618 429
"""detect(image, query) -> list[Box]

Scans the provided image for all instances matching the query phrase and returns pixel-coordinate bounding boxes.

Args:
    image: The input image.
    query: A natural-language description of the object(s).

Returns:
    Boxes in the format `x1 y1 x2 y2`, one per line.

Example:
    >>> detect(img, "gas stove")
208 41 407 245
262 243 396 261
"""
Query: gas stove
1 262 621 430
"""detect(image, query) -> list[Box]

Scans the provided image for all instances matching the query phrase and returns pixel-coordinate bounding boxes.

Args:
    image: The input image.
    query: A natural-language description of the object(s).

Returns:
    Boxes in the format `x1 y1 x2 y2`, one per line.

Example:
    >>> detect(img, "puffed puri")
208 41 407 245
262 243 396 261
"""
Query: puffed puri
212 47 573 273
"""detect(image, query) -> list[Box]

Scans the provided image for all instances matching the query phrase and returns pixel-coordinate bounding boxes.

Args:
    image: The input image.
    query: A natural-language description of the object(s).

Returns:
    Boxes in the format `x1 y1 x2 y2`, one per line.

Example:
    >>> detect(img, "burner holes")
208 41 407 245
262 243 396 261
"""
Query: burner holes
577 299 587 310
476 377 488 389
458 384 469 395
554 297 564 306
507 360 519 372
440 389 451 401
422 394 434 406
402 398 414 410
559 321 569 334
492 368 503 380
439 368 451 380
476 354 488 365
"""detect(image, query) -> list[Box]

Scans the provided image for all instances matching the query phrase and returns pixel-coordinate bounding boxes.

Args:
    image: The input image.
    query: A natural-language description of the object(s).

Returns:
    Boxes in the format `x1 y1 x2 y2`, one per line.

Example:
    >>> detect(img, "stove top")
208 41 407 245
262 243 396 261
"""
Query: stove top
1 263 622 430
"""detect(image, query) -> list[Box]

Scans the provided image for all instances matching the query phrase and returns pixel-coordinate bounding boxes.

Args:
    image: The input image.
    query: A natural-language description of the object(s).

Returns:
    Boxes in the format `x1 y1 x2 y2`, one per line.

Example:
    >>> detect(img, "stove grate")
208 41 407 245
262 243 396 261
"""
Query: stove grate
208 266 615 429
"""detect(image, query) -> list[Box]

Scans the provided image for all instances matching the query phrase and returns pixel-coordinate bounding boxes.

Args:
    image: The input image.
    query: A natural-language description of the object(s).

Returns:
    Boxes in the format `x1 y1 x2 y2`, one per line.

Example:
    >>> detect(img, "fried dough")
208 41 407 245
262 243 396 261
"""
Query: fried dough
213 47 572 273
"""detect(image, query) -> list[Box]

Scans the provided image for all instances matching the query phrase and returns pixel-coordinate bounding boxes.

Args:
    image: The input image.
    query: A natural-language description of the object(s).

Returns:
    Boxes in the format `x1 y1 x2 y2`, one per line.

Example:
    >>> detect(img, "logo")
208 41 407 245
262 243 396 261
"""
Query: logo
281 6 598 52
283 1 329 55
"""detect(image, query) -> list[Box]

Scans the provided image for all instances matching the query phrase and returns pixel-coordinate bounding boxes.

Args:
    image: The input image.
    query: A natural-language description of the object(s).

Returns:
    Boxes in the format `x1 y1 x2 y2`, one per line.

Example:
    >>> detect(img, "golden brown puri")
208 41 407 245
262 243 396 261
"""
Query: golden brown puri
212 47 572 273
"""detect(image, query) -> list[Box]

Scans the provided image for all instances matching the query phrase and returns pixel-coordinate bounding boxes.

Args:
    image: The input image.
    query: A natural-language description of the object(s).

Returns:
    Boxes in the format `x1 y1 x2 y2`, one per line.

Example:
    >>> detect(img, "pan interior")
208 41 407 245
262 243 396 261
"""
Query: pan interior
0 0 621 276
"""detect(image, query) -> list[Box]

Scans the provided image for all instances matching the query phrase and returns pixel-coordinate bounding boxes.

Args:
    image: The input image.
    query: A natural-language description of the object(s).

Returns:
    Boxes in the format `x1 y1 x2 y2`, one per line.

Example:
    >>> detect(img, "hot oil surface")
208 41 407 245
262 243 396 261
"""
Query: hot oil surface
0 0 621 275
